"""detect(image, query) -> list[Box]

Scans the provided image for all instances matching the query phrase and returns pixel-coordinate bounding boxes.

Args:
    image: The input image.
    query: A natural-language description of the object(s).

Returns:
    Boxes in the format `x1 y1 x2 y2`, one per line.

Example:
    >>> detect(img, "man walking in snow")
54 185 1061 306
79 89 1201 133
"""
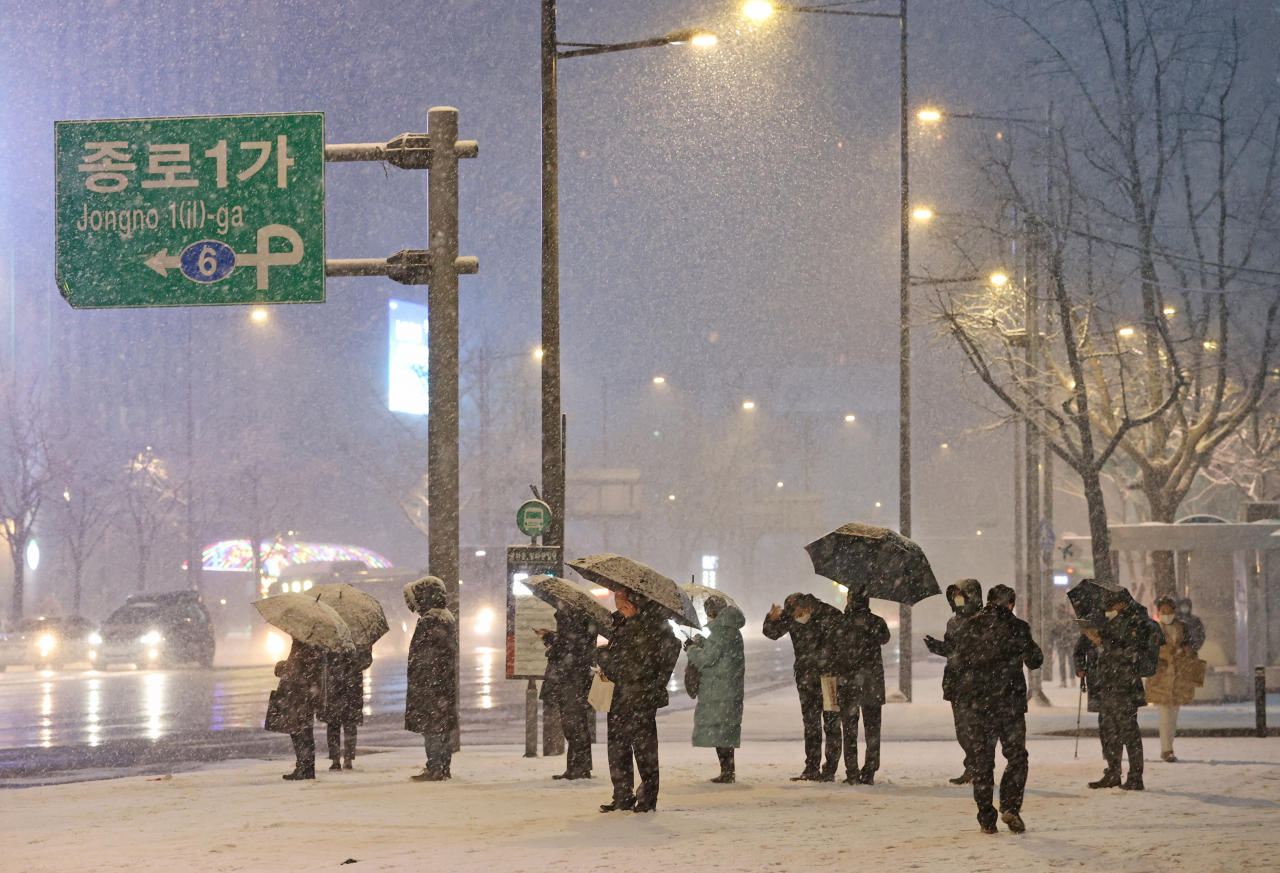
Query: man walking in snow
950 584 1043 834
924 578 983 785
763 592 843 781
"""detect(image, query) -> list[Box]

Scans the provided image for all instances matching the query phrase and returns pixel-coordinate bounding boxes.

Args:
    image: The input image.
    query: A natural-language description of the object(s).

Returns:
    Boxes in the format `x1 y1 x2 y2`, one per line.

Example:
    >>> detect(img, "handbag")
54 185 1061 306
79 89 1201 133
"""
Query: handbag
684 660 702 699
1181 656 1208 687
821 675 839 712
588 673 615 713
264 689 290 733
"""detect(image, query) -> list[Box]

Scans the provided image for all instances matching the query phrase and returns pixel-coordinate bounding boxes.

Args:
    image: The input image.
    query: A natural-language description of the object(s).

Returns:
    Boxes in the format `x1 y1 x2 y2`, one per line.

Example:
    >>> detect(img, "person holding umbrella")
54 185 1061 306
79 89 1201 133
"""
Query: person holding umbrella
685 594 746 783
404 577 458 782
829 582 890 785
950 584 1043 834
763 592 843 782
313 583 388 772
924 579 982 785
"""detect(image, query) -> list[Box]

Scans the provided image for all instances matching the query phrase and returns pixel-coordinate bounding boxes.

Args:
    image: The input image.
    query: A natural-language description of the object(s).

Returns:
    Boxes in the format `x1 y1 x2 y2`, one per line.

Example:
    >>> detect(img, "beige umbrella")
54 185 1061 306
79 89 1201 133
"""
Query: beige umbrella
526 575 614 633
253 593 354 652
312 584 389 649
567 553 699 628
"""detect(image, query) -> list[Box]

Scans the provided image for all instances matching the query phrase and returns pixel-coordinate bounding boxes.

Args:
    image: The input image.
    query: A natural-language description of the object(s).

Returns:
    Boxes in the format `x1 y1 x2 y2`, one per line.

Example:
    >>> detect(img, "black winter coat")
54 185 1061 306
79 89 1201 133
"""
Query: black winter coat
828 596 890 706
272 641 325 733
320 646 373 725
1091 604 1153 709
926 578 982 702
950 605 1044 715
405 608 459 734
540 608 598 705
596 602 681 713
762 601 843 682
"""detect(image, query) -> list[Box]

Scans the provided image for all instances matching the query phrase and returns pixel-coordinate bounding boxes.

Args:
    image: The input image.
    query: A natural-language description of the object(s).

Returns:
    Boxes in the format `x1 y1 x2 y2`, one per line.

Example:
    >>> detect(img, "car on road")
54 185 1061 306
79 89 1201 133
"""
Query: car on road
99 591 216 668
0 616 98 670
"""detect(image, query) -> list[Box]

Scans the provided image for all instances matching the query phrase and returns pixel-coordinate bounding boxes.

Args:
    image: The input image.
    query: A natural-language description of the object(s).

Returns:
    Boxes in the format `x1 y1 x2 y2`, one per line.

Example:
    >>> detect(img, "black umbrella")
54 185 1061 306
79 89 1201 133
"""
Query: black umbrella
1067 579 1127 625
804 522 941 605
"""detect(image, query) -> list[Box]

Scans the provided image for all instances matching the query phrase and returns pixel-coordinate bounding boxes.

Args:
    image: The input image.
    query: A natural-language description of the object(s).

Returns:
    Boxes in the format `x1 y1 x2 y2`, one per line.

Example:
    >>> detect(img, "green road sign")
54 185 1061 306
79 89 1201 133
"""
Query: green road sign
55 112 325 309
516 499 552 538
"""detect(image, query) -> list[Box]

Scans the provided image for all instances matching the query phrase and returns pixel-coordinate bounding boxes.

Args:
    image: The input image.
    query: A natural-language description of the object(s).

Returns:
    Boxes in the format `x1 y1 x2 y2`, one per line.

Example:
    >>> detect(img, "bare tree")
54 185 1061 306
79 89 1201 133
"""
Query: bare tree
0 381 59 621
48 433 117 614
120 448 179 592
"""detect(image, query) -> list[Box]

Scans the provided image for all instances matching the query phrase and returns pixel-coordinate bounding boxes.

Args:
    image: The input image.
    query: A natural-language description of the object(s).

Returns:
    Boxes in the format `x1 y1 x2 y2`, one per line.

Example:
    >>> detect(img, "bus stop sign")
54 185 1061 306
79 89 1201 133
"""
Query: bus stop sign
55 112 325 308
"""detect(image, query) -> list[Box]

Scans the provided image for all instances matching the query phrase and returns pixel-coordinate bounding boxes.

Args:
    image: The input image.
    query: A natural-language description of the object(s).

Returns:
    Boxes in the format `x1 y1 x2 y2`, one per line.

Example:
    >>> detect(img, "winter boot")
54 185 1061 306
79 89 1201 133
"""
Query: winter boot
1088 772 1121 789
949 769 974 785
1120 773 1145 791
789 770 819 782
813 771 836 783
343 758 354 770
710 771 735 784
858 768 876 785
1161 751 1176 763
328 759 342 771
411 768 447 782
283 760 315 781
599 798 636 813
1000 810 1026 834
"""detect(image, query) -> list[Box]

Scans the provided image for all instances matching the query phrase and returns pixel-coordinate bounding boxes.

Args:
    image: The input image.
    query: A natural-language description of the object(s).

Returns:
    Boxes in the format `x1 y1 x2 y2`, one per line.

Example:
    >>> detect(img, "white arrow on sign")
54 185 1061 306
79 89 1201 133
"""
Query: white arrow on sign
143 249 181 277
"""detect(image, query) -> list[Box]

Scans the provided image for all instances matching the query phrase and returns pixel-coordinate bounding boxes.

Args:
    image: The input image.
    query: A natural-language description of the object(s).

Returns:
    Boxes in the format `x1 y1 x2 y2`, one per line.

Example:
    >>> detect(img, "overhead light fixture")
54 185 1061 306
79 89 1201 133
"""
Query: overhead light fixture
918 109 942 122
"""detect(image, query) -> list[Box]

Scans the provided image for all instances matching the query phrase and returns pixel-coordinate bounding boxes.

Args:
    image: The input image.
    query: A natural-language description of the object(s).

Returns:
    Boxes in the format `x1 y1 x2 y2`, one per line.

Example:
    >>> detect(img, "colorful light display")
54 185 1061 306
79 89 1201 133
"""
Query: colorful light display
202 540 393 579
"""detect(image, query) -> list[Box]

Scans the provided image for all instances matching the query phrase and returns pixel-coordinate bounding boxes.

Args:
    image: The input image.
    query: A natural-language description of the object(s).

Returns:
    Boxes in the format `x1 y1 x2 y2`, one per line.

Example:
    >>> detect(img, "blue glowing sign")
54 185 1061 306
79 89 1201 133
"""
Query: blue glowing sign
388 298 429 415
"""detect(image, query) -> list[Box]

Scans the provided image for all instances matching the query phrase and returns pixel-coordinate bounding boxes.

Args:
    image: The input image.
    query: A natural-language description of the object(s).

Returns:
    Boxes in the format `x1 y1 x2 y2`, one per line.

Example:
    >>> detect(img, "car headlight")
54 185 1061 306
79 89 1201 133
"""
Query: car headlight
140 630 162 645
89 632 103 645
37 634 56 650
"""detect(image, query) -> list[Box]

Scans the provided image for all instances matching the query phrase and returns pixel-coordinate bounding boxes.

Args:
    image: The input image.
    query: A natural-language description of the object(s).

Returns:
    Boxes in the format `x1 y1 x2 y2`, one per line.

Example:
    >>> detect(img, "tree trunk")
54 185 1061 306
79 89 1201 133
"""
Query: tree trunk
1148 502 1177 602
1081 468 1115 586
9 541 24 622
72 561 82 615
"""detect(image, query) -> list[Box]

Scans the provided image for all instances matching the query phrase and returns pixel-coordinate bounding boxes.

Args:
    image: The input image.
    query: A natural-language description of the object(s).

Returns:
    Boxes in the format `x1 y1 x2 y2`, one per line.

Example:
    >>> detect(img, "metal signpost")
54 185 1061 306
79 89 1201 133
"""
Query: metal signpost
506 543 562 757
56 113 326 308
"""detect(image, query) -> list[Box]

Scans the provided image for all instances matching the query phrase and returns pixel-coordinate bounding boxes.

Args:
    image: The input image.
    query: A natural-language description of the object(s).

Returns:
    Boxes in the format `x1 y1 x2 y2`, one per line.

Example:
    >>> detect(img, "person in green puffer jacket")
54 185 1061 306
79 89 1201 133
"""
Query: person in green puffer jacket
686 596 746 783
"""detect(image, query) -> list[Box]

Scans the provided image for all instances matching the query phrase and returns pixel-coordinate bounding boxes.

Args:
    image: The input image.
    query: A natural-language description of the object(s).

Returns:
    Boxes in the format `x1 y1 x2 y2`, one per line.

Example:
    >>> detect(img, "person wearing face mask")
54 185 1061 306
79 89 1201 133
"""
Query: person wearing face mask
1080 588 1162 791
829 582 891 785
1144 596 1203 762
1176 599 1206 654
764 592 844 781
924 578 983 785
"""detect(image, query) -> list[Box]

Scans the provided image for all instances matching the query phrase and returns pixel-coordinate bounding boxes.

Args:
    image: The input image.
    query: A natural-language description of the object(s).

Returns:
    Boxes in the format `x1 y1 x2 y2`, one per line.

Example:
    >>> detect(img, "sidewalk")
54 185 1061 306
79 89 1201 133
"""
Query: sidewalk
6 676 1280 873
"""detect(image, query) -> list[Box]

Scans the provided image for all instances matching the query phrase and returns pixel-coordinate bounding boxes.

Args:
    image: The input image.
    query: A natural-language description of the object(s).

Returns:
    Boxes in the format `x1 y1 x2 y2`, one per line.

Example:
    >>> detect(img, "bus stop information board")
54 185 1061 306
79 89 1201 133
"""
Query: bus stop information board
55 112 325 309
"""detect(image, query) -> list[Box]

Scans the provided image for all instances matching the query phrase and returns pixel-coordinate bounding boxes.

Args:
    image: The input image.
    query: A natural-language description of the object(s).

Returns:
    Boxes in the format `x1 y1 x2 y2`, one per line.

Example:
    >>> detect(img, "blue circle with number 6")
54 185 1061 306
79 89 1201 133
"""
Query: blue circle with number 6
179 240 236 283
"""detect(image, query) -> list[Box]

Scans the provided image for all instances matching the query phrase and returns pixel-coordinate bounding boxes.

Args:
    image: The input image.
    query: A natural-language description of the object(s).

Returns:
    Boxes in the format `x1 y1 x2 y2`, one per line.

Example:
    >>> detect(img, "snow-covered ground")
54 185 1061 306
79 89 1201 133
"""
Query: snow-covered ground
7 677 1280 872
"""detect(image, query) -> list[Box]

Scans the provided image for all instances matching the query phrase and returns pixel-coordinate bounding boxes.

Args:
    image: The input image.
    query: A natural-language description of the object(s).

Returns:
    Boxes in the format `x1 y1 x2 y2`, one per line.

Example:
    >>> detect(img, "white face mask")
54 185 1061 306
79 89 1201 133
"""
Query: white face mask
953 596 965 608
1105 609 1119 620
794 613 811 624
1159 613 1175 624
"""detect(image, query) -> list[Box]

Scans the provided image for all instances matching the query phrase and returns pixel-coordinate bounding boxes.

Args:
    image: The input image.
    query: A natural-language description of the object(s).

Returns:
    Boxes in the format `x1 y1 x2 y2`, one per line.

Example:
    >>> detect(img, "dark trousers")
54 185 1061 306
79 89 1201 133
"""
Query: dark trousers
1099 698 1143 777
561 688 594 777
717 747 735 775
959 706 1029 826
607 708 660 807
951 702 974 774
325 721 357 761
797 678 842 775
423 730 453 777
290 726 314 765
839 701 882 777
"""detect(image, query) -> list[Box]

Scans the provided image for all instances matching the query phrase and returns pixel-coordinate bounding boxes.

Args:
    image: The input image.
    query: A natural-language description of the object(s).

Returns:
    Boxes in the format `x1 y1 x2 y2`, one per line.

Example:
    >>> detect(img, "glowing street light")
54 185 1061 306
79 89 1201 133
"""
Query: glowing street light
917 109 942 122
844 414 856 422
743 1 774 22
251 309 268 322
1163 306 1176 315
534 347 545 359
989 273 1009 287
742 401 756 410
653 376 666 384
1118 327 1135 337
912 208 933 220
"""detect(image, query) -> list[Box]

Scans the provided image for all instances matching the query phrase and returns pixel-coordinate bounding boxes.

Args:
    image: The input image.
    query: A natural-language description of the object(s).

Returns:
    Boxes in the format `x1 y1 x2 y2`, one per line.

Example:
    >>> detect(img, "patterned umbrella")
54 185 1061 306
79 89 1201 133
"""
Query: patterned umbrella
567 553 699 627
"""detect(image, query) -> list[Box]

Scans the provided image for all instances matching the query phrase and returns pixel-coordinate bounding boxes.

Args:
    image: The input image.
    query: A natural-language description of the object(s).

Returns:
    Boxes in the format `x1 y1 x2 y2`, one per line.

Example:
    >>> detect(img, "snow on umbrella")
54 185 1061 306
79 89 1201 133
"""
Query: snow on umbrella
253 592 354 652
1067 578 1125 625
312 583 389 649
805 522 942 605
526 575 614 634
567 553 700 628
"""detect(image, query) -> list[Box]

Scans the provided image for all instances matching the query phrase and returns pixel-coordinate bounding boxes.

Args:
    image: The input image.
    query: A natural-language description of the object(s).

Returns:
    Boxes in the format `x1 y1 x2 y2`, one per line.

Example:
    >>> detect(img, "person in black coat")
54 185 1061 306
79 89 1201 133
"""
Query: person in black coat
596 588 682 813
271 639 325 781
925 577 983 785
537 606 599 780
829 583 890 785
763 592 844 781
404 577 458 782
1177 598 1206 654
950 584 1043 834
1081 588 1157 791
320 645 373 770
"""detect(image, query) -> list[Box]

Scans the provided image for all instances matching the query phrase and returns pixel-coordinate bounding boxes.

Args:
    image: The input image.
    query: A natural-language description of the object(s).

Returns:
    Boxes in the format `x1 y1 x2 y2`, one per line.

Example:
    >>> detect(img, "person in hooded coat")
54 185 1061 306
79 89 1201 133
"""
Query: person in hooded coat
925 578 983 785
829 582 890 785
685 595 746 783
537 604 599 780
596 588 682 813
1081 587 1158 791
1048 604 1079 688
763 592 844 781
320 644 373 770
1145 595 1200 763
950 584 1043 835
404 576 458 782
270 639 325 780
1177 599 1206 654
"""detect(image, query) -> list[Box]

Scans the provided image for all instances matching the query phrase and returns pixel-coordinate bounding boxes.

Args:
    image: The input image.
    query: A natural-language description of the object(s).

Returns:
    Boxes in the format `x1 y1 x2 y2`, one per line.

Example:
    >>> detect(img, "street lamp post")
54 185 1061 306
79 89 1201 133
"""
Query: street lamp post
540 0 716 566
747 0 913 700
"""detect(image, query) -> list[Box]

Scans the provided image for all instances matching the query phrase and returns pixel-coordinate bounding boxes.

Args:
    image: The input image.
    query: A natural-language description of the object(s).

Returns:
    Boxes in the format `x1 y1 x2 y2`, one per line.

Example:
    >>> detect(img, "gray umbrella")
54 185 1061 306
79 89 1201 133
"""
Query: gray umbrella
253 593 354 652
805 522 942 605
312 584 389 649
526 575 614 634
567 553 700 628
